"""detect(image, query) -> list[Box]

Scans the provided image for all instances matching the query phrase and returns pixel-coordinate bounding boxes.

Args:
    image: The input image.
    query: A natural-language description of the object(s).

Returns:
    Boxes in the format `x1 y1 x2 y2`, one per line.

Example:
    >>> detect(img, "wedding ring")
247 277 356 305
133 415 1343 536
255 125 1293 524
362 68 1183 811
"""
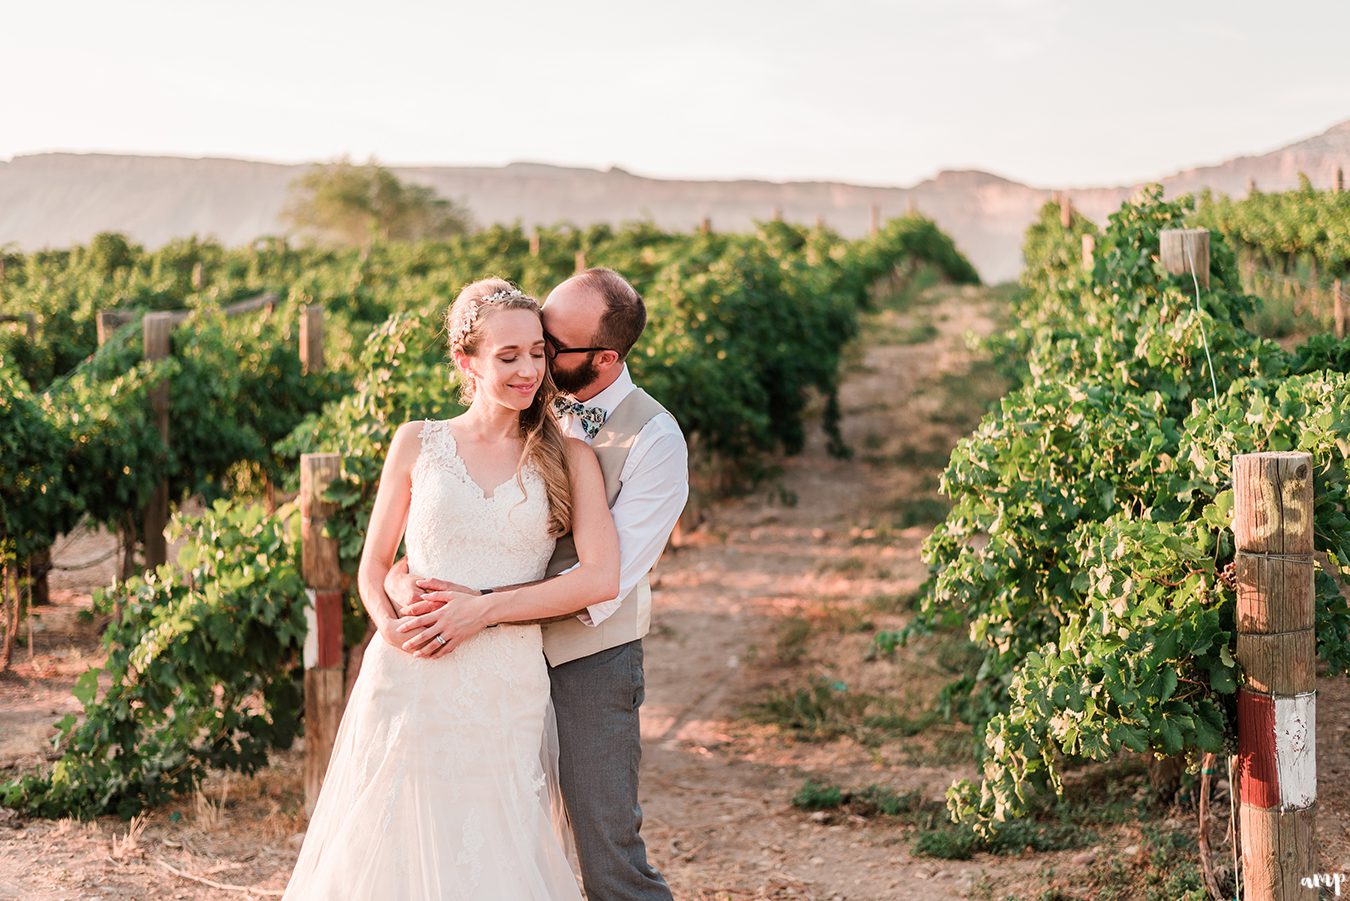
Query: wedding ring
434 635 448 647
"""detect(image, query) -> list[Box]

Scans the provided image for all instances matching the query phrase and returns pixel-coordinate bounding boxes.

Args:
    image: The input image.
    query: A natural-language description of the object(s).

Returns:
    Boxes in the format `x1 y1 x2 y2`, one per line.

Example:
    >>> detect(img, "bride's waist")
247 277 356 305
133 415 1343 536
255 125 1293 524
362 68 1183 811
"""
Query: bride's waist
407 565 549 592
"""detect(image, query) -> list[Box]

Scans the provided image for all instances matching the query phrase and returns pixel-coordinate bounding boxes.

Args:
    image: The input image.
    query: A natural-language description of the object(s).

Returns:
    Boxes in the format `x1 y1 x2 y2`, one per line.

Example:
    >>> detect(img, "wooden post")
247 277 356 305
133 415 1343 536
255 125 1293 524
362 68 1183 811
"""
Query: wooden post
529 231 540 257
141 313 173 570
1160 228 1211 289
300 304 324 375
1234 452 1318 900
574 250 587 274
869 204 881 236
1335 168 1343 194
301 453 345 818
96 311 119 347
26 548 50 607
1081 234 1096 271
1059 194 1072 228
1335 279 1345 340
1248 176 1258 195
699 217 712 235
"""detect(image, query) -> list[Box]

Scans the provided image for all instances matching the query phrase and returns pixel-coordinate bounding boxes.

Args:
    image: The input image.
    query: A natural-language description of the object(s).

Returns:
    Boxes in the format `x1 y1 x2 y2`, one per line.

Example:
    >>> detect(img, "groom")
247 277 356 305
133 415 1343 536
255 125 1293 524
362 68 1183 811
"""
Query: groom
386 267 687 901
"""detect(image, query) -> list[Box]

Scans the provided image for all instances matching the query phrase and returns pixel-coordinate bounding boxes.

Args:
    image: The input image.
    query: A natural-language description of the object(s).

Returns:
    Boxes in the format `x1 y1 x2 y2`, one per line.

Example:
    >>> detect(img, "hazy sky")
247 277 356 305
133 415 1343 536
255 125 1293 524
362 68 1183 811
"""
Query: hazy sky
5 0 1348 188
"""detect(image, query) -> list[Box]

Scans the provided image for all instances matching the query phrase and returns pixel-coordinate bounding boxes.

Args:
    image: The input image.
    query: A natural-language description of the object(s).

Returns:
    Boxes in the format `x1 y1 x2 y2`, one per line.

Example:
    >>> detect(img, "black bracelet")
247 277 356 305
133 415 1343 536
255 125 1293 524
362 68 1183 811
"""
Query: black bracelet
479 587 494 595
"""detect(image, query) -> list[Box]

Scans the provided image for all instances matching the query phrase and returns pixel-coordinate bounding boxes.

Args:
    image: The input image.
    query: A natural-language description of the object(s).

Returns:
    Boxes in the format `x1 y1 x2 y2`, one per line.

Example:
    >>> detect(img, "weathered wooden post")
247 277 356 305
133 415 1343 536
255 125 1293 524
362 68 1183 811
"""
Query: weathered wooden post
1081 234 1096 271
529 231 541 257
699 217 712 235
1059 194 1073 228
869 204 881 236
1160 228 1211 289
1234 451 1318 900
1334 168 1344 194
142 312 173 570
301 452 345 817
574 250 587 274
25 549 49 607
96 311 120 347
1334 279 1345 339
300 304 324 375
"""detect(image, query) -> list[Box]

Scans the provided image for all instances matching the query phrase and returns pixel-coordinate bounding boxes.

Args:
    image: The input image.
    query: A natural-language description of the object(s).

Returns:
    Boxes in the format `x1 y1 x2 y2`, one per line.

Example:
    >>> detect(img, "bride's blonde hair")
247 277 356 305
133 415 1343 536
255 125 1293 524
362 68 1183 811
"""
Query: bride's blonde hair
445 278 572 536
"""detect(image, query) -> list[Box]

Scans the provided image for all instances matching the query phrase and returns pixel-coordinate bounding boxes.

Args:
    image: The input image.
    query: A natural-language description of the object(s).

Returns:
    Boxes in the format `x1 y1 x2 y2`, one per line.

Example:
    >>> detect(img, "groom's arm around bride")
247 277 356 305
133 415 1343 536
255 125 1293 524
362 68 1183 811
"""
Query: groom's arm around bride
388 268 685 900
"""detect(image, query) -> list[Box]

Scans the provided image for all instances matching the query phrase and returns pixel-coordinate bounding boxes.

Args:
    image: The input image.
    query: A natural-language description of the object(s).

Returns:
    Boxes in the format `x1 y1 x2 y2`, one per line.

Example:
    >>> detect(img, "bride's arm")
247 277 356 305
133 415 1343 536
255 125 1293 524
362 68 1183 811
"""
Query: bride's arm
397 439 619 657
358 421 423 650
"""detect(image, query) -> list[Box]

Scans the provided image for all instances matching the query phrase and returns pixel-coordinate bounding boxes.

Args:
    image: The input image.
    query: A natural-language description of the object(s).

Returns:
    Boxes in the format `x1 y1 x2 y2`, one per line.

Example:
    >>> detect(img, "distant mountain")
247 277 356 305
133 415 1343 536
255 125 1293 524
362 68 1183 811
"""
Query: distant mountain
2 121 1348 283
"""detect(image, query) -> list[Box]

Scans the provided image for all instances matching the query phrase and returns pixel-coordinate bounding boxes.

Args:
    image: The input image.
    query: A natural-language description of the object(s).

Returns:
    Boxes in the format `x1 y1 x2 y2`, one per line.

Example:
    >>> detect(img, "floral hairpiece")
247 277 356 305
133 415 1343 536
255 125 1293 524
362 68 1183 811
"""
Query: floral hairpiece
448 287 526 348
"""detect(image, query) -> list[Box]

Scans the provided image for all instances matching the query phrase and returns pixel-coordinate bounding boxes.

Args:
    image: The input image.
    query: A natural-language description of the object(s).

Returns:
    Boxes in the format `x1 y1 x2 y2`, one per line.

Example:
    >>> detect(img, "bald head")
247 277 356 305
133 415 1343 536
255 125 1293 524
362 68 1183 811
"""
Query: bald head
546 268 646 358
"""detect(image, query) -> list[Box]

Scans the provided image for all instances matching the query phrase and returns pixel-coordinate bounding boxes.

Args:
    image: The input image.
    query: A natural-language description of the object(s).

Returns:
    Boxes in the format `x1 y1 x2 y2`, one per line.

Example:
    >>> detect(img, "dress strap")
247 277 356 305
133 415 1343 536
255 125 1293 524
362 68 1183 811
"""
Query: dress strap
416 419 458 472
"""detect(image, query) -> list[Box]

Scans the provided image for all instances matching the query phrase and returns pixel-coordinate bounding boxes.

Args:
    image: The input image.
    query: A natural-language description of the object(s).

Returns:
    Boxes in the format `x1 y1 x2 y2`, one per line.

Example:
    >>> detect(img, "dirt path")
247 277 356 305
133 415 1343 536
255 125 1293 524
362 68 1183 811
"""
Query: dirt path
3 281 1347 900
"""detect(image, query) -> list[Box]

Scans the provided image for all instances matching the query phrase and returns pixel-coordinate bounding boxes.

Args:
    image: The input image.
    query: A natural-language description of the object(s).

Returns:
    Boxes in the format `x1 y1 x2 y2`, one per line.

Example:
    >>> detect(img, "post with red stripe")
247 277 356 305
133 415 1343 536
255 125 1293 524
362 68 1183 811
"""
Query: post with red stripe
301 452 345 817
1234 451 1318 899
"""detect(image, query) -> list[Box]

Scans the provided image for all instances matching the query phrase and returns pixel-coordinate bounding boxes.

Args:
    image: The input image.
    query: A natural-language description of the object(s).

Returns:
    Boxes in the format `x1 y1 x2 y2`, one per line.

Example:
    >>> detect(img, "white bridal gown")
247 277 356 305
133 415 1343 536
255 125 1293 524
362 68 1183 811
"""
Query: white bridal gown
284 420 581 901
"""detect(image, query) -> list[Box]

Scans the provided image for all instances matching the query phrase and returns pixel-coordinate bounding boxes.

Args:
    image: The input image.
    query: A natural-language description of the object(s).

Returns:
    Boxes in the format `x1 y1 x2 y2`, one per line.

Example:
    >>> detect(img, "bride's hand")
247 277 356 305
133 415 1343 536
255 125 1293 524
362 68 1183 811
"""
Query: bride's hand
400 577 478 617
395 592 493 659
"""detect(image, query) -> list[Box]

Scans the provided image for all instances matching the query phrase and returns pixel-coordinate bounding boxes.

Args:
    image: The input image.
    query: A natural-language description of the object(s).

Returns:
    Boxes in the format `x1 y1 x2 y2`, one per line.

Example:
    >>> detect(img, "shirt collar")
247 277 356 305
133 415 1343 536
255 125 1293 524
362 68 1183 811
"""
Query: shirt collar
578 364 635 416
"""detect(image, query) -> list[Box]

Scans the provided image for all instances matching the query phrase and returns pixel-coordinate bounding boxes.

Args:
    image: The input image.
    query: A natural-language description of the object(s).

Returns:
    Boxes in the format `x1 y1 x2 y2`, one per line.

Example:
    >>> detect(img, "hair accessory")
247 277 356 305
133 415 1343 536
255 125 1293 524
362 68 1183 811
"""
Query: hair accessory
481 288 524 304
449 286 526 348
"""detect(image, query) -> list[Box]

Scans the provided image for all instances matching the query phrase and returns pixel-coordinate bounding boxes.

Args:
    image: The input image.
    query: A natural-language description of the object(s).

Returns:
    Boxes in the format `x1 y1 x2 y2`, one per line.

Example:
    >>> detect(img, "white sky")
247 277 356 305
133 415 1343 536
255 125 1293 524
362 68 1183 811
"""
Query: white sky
4 0 1348 188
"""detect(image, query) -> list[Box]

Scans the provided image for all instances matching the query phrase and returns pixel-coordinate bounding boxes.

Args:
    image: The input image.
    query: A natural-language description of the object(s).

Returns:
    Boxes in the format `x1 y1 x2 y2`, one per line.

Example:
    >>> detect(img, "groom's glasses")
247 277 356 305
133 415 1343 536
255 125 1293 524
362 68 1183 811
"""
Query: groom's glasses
542 331 611 359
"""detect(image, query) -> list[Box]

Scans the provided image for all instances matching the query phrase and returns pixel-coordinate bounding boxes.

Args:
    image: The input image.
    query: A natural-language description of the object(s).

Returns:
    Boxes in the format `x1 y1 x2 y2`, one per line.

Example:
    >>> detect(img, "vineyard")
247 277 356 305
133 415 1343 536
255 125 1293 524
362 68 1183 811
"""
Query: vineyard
0 216 978 819
1196 181 1350 339
1 185 1348 900
915 187 1350 846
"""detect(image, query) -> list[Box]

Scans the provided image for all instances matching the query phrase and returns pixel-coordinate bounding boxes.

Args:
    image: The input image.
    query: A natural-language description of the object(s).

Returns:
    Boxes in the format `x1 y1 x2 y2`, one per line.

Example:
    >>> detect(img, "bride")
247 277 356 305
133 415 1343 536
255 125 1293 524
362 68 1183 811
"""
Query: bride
283 278 618 900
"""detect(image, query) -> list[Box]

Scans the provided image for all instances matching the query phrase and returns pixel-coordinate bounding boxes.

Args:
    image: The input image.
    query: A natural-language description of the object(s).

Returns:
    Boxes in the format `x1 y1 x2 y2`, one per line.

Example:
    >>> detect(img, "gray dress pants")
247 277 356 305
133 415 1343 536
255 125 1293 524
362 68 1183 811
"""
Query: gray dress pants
548 639 673 900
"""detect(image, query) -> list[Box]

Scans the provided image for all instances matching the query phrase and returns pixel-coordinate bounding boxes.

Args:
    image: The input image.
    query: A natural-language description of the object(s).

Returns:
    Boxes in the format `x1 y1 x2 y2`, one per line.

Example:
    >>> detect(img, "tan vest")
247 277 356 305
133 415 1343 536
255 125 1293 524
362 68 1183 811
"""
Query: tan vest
541 388 668 666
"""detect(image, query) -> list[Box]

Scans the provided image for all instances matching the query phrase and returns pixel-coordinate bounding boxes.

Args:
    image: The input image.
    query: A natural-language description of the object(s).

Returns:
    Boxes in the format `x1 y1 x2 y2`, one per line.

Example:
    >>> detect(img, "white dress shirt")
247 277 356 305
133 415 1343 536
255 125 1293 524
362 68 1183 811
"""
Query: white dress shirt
556 364 689 626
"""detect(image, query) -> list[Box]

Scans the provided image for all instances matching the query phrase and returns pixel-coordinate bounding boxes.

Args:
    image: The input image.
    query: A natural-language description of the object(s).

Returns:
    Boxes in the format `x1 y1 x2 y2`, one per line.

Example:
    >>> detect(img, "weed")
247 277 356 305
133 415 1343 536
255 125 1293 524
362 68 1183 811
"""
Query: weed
774 617 812 665
889 495 950 529
817 555 868 576
791 779 844 811
863 591 919 615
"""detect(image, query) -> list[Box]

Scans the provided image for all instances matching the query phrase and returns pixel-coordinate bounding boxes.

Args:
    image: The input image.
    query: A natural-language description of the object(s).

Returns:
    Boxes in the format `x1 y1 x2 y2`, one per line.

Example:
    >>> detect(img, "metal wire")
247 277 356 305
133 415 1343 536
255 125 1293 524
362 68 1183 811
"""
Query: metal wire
1233 549 1316 567
1183 233 1220 402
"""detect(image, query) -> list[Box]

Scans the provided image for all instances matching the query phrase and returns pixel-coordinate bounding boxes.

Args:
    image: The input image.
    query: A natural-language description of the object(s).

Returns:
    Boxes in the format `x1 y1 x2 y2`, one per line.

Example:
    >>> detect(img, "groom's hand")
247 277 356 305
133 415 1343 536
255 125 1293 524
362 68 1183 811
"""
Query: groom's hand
401 578 479 617
385 561 421 616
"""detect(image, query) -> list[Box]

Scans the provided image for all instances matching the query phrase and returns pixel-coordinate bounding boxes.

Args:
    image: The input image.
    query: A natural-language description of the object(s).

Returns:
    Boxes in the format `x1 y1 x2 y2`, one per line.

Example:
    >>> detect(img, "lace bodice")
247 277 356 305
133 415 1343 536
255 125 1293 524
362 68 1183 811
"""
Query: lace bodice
406 419 557 590
284 419 578 900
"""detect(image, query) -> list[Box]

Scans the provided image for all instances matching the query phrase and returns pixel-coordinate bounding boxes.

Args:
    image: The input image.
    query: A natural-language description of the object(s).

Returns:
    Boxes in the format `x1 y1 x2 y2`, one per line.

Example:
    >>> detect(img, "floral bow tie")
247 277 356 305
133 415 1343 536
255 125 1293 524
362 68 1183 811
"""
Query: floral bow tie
551 397 609 439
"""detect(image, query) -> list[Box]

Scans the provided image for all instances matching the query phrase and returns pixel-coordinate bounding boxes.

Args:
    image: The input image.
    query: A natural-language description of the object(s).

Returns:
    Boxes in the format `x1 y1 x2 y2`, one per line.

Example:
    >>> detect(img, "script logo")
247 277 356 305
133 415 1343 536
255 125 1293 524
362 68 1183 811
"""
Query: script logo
1302 872 1346 896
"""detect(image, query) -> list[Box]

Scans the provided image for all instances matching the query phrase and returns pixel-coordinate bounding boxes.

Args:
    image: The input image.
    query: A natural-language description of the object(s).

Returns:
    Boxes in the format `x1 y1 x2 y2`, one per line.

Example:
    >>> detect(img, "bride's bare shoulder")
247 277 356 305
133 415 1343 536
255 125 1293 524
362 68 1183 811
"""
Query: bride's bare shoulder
387 420 433 464
563 436 597 460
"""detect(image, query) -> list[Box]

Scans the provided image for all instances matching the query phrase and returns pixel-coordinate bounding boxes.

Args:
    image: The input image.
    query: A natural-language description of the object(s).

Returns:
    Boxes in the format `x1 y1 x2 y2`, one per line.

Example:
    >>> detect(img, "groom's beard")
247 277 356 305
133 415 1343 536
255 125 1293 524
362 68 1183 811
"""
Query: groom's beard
550 354 601 396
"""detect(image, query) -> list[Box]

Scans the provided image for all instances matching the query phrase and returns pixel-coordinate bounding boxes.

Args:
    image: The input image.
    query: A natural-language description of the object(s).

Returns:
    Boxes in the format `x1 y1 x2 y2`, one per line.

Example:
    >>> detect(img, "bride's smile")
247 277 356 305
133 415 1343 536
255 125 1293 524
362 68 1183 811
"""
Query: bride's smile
455 308 549 411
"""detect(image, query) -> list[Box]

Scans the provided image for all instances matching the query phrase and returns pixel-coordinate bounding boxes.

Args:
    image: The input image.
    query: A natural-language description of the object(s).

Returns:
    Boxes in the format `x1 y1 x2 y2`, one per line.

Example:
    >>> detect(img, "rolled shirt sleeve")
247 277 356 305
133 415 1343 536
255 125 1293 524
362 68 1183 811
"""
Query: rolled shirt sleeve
578 414 689 626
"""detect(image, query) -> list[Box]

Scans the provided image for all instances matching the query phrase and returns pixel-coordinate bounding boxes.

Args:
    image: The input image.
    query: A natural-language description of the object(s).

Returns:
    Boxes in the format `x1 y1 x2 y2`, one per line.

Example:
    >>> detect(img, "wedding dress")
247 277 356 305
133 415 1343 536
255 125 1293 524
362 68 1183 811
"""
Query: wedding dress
283 419 581 900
